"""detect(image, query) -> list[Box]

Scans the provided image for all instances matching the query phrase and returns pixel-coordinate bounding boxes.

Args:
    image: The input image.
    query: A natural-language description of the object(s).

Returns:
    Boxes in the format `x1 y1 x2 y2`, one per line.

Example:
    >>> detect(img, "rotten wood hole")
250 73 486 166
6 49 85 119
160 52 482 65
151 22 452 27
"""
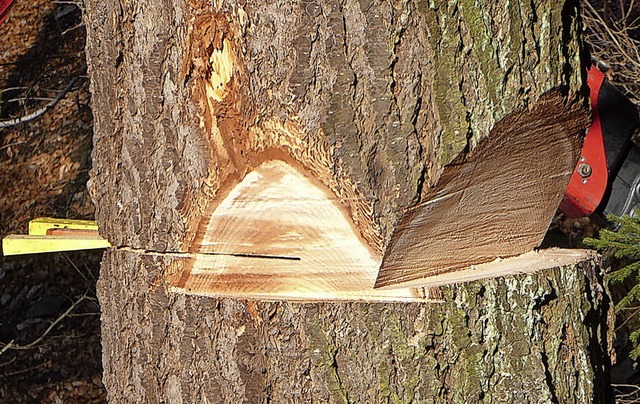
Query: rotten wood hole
117 10 593 302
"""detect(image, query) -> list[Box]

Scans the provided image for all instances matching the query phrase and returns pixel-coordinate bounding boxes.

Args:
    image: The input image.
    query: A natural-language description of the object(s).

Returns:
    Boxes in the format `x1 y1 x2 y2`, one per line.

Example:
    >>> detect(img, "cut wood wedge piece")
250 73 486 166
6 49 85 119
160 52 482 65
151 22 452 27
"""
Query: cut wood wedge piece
374 248 596 290
376 91 586 289
168 159 424 302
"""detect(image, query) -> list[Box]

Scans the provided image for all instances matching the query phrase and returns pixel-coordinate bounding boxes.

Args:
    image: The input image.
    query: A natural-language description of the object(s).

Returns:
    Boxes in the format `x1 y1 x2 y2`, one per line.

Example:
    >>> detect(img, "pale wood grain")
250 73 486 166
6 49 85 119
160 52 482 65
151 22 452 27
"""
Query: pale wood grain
171 160 424 301
375 248 596 290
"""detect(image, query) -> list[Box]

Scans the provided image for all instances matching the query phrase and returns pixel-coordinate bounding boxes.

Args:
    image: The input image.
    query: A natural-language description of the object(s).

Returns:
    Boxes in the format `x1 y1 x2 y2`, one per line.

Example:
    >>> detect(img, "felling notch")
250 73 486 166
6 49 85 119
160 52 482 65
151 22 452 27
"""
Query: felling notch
375 90 590 289
165 90 593 300
166 159 425 302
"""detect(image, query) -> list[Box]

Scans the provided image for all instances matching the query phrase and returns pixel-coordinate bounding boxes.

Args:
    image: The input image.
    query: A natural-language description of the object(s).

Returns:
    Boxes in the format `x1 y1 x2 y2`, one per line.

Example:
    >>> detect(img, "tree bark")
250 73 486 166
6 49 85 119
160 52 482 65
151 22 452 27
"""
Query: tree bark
86 0 587 253
85 0 614 401
98 250 613 402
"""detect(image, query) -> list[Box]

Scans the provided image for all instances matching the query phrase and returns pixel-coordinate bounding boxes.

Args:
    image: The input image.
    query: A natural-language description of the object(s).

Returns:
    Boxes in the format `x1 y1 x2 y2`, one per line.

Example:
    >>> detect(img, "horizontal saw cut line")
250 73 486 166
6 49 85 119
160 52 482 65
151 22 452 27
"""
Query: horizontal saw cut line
116 247 301 261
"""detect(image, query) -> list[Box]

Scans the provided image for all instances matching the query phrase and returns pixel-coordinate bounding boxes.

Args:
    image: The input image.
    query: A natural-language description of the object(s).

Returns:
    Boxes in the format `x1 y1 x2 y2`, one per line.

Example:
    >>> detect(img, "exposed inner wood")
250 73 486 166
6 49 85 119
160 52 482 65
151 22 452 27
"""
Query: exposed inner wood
165 158 592 300
376 91 589 289
206 37 234 102
179 12 384 255
375 248 596 290
168 159 423 301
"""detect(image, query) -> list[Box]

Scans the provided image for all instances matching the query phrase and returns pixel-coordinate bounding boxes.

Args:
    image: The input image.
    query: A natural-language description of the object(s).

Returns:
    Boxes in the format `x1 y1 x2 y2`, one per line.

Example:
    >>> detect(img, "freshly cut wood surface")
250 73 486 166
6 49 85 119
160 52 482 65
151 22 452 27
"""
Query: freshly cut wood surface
169 159 423 301
375 248 596 290
376 91 588 289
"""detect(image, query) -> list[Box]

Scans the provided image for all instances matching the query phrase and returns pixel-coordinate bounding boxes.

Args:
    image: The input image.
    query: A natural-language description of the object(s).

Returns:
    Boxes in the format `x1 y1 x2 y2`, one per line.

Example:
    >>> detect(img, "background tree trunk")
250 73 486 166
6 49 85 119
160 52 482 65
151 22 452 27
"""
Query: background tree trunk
85 0 614 401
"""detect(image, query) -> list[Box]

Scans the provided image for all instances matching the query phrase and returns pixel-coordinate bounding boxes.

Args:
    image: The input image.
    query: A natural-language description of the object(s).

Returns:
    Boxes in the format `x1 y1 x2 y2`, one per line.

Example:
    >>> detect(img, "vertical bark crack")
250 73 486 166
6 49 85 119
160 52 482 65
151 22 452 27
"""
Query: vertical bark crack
330 349 350 404
541 351 560 403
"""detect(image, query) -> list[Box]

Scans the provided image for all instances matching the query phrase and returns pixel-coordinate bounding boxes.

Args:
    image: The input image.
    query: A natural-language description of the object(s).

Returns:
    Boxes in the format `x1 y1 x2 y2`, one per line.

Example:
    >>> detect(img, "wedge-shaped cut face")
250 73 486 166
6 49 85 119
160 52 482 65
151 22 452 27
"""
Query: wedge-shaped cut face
375 91 587 289
169 160 425 302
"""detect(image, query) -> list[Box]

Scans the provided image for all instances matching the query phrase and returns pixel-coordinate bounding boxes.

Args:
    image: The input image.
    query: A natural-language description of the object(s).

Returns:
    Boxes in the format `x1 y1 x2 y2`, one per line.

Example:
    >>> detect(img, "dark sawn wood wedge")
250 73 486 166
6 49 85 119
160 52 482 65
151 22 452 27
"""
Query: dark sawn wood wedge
376 90 588 289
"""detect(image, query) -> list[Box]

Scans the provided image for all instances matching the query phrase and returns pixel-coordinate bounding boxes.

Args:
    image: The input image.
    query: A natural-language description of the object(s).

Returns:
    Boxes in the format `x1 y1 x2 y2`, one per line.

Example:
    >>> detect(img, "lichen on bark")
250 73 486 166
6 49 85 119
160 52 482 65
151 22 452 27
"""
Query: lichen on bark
98 251 612 402
85 0 607 402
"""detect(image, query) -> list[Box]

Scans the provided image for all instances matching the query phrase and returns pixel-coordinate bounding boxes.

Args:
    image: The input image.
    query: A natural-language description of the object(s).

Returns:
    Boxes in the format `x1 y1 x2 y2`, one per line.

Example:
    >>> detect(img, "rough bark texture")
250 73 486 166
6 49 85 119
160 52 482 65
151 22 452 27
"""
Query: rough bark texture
85 0 586 253
99 250 612 402
84 0 613 401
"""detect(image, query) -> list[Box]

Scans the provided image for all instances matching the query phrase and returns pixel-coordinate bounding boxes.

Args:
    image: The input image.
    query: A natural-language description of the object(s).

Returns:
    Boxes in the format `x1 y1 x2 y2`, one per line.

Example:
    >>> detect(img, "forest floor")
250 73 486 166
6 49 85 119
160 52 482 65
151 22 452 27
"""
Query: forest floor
0 1 105 402
0 0 637 403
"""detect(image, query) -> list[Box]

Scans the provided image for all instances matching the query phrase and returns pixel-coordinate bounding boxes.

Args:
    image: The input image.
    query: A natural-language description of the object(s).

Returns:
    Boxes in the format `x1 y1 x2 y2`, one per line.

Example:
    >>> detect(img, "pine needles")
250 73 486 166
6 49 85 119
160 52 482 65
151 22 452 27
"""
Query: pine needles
585 214 640 358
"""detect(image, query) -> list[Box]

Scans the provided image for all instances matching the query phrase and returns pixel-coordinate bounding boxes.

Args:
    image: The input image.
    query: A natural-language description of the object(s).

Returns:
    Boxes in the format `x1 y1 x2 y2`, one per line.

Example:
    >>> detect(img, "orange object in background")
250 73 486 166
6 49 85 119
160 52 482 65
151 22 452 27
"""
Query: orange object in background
560 65 639 218
560 67 609 217
0 0 14 26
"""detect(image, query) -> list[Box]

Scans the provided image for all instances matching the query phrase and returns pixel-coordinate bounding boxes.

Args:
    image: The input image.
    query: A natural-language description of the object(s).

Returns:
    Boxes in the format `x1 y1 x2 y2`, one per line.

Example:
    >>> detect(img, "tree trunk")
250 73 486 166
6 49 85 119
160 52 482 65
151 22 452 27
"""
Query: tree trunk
85 0 614 401
98 251 613 402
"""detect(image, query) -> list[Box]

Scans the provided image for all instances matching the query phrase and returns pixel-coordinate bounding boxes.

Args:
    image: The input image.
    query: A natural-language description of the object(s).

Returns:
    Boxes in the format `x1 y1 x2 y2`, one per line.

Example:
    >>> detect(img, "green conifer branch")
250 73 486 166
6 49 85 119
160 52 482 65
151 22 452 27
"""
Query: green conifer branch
584 214 640 358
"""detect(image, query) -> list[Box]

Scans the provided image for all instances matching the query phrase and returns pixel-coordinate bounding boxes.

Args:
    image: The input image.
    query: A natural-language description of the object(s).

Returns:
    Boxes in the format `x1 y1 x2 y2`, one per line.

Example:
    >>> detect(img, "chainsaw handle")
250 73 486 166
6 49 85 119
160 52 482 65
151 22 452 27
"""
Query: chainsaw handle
560 66 640 217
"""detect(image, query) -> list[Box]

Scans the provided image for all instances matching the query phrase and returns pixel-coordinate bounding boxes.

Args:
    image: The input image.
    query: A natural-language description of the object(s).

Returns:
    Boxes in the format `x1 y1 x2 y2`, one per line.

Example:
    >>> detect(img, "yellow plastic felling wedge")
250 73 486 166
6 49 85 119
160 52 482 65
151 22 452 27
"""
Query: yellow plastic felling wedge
28 217 99 235
2 234 111 255
2 217 111 256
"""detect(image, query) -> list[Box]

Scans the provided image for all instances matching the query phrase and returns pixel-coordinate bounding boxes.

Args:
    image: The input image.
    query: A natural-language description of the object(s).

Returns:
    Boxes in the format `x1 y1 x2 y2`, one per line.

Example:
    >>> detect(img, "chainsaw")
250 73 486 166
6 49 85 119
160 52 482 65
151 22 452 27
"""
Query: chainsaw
560 65 640 220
